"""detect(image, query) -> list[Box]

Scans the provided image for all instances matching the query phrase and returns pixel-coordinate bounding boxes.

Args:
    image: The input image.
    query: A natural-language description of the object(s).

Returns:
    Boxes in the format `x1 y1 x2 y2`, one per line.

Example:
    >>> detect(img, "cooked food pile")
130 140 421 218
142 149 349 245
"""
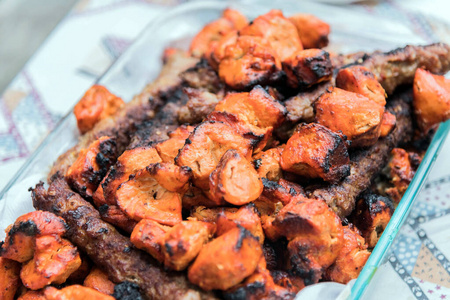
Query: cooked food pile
2 8 450 300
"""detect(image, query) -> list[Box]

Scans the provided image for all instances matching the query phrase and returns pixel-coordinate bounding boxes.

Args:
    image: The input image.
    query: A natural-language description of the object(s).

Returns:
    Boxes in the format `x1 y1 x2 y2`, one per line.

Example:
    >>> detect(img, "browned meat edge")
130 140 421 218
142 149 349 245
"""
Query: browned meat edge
48 51 199 182
310 90 414 217
31 176 218 300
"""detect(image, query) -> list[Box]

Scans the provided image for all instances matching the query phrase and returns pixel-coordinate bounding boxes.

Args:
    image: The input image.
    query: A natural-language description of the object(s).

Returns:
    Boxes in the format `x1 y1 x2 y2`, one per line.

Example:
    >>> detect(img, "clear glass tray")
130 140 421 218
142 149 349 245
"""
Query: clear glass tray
0 1 448 299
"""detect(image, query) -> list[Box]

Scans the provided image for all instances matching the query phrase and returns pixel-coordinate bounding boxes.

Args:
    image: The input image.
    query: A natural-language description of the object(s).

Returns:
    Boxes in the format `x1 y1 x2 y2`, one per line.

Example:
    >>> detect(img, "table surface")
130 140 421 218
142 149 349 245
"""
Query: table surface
0 1 449 299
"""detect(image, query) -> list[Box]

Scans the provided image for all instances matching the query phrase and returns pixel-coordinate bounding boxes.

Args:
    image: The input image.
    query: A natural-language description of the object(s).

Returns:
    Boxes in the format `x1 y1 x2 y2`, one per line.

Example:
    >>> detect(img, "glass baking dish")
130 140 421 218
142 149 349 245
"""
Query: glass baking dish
0 0 448 299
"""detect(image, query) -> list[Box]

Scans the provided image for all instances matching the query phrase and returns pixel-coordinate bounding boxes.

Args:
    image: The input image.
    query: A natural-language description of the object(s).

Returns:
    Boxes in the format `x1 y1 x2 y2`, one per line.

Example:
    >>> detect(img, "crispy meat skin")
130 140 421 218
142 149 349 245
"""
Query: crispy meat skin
48 51 199 182
31 178 217 300
284 43 450 123
311 91 413 217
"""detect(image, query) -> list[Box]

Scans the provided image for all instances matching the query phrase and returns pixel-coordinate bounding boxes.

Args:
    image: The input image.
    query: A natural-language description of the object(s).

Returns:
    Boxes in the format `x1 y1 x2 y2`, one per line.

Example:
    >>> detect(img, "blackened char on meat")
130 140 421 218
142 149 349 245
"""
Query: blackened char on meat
31 177 218 300
310 90 414 217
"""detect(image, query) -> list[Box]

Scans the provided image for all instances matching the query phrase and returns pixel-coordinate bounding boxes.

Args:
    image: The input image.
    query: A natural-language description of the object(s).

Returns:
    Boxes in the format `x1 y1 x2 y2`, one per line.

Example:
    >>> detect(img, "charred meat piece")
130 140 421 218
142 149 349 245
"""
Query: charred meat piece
189 8 248 58
357 43 450 94
0 257 21 300
311 91 413 217
315 87 384 148
31 178 217 300
155 125 195 163
74 85 124 134
66 136 117 198
116 163 191 226
212 85 287 152
224 257 296 300
271 270 305 294
95 146 162 207
130 219 170 263
252 146 284 182
163 220 213 271
44 285 115 300
176 121 253 190
188 226 263 291
178 88 223 124
336 66 386 106
49 49 199 182
271 196 344 285
413 68 450 133
217 35 283 90
324 225 371 284
283 49 333 89
1 211 67 262
209 150 263 206
350 193 394 248
288 14 330 49
385 148 418 203
180 59 223 93
20 235 81 290
97 204 137 234
84 267 116 295
280 123 350 183
240 10 303 62
215 204 265 244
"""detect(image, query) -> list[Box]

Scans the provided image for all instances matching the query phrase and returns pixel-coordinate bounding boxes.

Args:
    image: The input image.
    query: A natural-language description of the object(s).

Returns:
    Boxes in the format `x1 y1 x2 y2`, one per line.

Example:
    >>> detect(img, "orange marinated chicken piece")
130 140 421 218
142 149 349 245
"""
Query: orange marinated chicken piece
188 226 263 291
413 68 450 132
97 146 162 206
215 204 265 244
280 123 350 183
240 10 303 62
336 65 386 106
380 111 396 138
190 9 248 58
155 125 195 163
116 163 191 225
17 291 46 300
83 267 115 295
74 85 124 134
385 148 417 203
130 219 171 262
209 150 263 206
0 257 21 300
325 225 371 284
288 14 330 49
175 121 253 190
283 49 333 89
272 196 344 284
66 136 117 198
225 257 295 299
271 271 305 294
163 220 213 271
218 35 282 90
215 86 287 131
1 211 67 262
67 253 91 283
21 236 81 290
44 285 115 300
351 194 394 248
315 87 384 148
253 146 284 181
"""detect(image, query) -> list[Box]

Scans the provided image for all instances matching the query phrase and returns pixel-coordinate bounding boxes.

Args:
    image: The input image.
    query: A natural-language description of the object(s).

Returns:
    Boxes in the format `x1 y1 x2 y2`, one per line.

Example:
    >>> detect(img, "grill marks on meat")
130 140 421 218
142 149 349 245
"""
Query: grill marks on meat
310 91 414 217
31 177 218 300
48 51 199 182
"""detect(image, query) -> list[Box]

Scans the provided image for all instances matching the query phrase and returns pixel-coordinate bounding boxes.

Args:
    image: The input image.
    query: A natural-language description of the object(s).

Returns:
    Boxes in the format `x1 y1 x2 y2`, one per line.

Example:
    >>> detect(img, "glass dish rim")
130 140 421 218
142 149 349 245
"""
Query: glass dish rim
1 1 448 299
